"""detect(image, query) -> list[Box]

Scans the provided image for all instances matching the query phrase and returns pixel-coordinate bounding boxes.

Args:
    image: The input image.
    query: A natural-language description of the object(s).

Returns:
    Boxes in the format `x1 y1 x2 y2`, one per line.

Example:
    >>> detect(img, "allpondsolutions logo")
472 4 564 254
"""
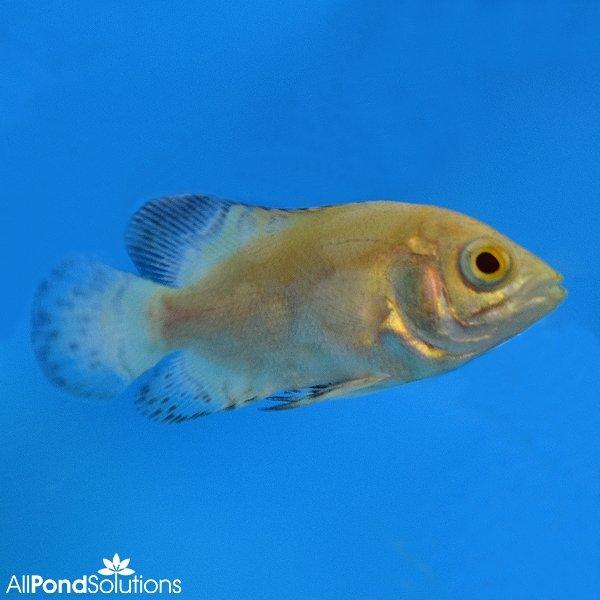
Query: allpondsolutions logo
5 554 182 595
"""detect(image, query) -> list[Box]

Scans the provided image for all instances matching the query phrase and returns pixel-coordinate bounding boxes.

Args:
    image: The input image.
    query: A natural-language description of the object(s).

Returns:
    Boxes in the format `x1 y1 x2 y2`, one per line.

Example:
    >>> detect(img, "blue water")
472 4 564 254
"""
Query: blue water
2 3 599 598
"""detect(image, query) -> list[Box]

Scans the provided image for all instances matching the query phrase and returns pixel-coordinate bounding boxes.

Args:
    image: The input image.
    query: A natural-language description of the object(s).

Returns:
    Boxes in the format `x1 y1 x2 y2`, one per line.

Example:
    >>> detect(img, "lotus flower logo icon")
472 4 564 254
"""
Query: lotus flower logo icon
98 554 135 578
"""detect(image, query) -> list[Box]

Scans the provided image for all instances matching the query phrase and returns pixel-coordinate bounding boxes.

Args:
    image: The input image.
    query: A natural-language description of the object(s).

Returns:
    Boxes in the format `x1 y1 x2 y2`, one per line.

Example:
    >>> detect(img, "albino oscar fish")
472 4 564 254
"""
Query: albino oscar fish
32 195 566 423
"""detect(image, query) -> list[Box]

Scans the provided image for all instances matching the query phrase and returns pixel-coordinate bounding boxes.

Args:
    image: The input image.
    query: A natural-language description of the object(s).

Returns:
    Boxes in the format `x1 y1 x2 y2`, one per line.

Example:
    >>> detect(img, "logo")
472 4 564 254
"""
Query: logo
5 554 182 595
98 554 135 578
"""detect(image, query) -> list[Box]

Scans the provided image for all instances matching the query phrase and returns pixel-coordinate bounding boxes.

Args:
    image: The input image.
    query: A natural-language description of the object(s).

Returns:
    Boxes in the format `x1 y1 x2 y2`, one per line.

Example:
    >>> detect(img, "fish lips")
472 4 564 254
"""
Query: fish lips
442 271 567 356
486 272 566 340
520 274 566 319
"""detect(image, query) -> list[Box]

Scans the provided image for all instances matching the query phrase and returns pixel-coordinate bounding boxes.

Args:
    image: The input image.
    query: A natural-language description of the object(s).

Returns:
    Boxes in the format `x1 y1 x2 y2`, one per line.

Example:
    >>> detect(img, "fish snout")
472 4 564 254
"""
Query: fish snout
520 266 566 320
541 269 567 305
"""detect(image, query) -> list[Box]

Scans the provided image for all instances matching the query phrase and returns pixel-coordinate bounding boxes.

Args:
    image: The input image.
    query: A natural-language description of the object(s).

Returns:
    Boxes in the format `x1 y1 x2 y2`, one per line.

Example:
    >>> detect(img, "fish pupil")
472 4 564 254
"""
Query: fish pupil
475 251 500 274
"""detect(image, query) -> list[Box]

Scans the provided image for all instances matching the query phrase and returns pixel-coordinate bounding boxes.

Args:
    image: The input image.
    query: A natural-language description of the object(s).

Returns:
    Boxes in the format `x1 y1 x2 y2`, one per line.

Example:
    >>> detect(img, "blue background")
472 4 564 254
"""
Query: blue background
2 2 599 598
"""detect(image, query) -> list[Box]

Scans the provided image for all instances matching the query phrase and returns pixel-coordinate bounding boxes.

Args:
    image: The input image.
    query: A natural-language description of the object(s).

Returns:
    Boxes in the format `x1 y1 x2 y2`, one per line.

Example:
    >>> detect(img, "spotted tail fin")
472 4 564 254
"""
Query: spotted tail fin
31 257 168 397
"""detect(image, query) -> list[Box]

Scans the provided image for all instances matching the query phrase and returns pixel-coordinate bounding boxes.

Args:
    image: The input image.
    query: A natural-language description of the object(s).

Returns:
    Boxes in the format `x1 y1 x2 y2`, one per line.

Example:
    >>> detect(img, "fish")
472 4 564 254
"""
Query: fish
31 195 566 423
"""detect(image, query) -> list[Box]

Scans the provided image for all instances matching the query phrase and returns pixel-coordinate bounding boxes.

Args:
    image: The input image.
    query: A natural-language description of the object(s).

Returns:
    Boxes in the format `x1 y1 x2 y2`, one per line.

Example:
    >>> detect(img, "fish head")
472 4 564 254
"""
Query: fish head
391 206 566 361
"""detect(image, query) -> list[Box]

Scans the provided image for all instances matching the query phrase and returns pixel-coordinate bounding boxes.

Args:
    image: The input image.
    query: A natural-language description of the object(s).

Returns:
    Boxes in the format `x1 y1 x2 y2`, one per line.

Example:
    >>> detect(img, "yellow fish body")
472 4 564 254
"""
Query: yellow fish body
32 195 565 422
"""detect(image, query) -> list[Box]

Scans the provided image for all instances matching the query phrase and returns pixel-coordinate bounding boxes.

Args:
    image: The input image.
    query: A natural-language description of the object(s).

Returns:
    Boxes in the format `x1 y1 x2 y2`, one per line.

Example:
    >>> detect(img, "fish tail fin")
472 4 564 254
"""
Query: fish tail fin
31 256 168 397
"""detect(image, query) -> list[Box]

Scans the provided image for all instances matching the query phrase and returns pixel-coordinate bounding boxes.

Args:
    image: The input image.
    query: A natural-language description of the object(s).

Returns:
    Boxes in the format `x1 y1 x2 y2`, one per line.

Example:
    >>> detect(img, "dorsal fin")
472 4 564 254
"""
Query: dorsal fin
125 194 311 287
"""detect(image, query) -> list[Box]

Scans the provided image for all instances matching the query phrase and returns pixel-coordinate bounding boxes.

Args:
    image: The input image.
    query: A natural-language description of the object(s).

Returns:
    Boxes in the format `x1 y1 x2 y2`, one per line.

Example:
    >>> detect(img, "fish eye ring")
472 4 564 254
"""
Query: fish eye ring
460 239 512 289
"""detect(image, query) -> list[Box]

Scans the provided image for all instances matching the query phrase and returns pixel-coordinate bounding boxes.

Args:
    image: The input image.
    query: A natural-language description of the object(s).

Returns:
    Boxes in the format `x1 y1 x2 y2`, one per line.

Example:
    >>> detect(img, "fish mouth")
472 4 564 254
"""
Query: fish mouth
525 273 566 311
397 268 566 359
454 274 566 355
496 272 566 338
458 272 566 349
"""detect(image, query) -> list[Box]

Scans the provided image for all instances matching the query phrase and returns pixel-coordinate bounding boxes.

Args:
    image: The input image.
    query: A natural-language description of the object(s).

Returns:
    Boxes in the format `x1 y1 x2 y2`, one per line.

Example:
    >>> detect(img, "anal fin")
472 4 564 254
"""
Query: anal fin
133 351 252 423
133 352 390 421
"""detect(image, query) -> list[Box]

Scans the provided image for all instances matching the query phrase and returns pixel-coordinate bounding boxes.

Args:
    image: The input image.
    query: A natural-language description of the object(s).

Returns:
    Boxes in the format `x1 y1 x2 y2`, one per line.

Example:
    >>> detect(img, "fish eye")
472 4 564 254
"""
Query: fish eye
475 251 500 274
460 240 511 289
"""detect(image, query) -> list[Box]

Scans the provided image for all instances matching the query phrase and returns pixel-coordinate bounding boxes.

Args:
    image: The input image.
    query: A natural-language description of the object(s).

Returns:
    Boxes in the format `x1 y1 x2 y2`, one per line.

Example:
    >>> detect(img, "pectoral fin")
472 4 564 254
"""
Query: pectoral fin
262 375 389 411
